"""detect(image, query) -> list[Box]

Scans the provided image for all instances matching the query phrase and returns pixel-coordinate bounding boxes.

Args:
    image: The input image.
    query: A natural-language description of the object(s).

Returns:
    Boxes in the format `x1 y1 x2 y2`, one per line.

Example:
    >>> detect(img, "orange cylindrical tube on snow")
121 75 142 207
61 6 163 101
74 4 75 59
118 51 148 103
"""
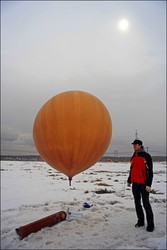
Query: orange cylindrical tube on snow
16 210 67 240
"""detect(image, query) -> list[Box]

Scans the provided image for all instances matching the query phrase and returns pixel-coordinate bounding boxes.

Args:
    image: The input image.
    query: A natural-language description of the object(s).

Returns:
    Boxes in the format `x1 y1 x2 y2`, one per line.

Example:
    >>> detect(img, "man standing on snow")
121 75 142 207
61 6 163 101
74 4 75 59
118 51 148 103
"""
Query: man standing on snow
127 139 154 232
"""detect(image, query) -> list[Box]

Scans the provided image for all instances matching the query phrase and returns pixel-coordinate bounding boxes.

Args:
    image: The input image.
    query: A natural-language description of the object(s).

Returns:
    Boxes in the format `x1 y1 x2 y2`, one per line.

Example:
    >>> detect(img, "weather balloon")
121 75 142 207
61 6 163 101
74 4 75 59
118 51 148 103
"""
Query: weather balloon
33 90 112 185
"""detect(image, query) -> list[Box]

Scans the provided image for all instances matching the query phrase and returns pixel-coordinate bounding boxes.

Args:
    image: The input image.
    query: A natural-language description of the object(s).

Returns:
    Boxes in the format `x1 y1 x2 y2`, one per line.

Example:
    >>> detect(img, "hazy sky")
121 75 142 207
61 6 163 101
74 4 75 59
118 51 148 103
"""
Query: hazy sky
1 1 166 156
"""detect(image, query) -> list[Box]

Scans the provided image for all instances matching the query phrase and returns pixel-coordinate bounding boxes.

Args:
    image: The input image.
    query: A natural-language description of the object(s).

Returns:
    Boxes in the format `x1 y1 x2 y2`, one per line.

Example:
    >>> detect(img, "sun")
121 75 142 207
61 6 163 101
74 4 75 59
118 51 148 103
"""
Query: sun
118 19 129 32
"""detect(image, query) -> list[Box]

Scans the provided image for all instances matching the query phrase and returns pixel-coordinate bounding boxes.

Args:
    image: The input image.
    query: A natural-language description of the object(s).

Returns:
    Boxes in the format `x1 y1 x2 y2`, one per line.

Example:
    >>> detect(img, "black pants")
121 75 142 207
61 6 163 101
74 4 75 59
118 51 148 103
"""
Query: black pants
132 182 154 226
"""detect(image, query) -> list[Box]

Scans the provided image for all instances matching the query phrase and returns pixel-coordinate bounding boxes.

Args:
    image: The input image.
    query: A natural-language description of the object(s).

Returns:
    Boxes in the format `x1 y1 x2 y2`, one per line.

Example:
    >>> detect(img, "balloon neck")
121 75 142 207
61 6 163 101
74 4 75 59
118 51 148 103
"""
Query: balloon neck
68 177 72 186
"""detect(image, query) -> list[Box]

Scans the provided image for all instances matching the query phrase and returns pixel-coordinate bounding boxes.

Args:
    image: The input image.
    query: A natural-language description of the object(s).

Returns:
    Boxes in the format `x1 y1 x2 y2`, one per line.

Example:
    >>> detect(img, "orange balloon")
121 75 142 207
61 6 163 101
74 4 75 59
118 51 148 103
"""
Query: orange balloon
33 90 112 184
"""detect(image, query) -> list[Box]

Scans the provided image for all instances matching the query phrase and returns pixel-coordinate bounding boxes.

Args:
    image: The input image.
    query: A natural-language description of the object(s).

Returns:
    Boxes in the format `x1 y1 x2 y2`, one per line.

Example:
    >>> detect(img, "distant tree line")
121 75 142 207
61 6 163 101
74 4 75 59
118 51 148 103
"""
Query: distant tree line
1 155 166 162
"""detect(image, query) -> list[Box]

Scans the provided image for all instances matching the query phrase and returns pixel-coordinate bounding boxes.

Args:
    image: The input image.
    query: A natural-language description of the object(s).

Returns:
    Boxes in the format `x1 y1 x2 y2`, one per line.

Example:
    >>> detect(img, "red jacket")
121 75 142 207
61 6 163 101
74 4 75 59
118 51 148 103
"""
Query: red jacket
127 148 153 186
131 153 147 184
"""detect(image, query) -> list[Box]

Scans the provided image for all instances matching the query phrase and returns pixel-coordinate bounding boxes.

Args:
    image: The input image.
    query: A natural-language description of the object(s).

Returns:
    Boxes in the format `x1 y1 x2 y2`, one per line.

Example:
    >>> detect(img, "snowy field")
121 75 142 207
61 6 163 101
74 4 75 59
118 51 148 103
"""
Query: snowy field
1 160 166 249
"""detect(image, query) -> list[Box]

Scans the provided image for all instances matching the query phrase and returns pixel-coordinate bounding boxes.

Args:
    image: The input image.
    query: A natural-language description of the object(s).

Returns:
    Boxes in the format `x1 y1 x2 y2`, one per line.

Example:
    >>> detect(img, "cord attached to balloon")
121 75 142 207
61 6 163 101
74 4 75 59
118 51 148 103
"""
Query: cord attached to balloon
68 176 72 186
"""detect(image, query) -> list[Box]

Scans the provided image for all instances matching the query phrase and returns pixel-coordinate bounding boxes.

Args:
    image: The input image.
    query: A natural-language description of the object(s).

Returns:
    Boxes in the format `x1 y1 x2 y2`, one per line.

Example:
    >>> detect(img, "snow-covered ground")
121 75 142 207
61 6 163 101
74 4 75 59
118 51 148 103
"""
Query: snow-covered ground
1 160 166 249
